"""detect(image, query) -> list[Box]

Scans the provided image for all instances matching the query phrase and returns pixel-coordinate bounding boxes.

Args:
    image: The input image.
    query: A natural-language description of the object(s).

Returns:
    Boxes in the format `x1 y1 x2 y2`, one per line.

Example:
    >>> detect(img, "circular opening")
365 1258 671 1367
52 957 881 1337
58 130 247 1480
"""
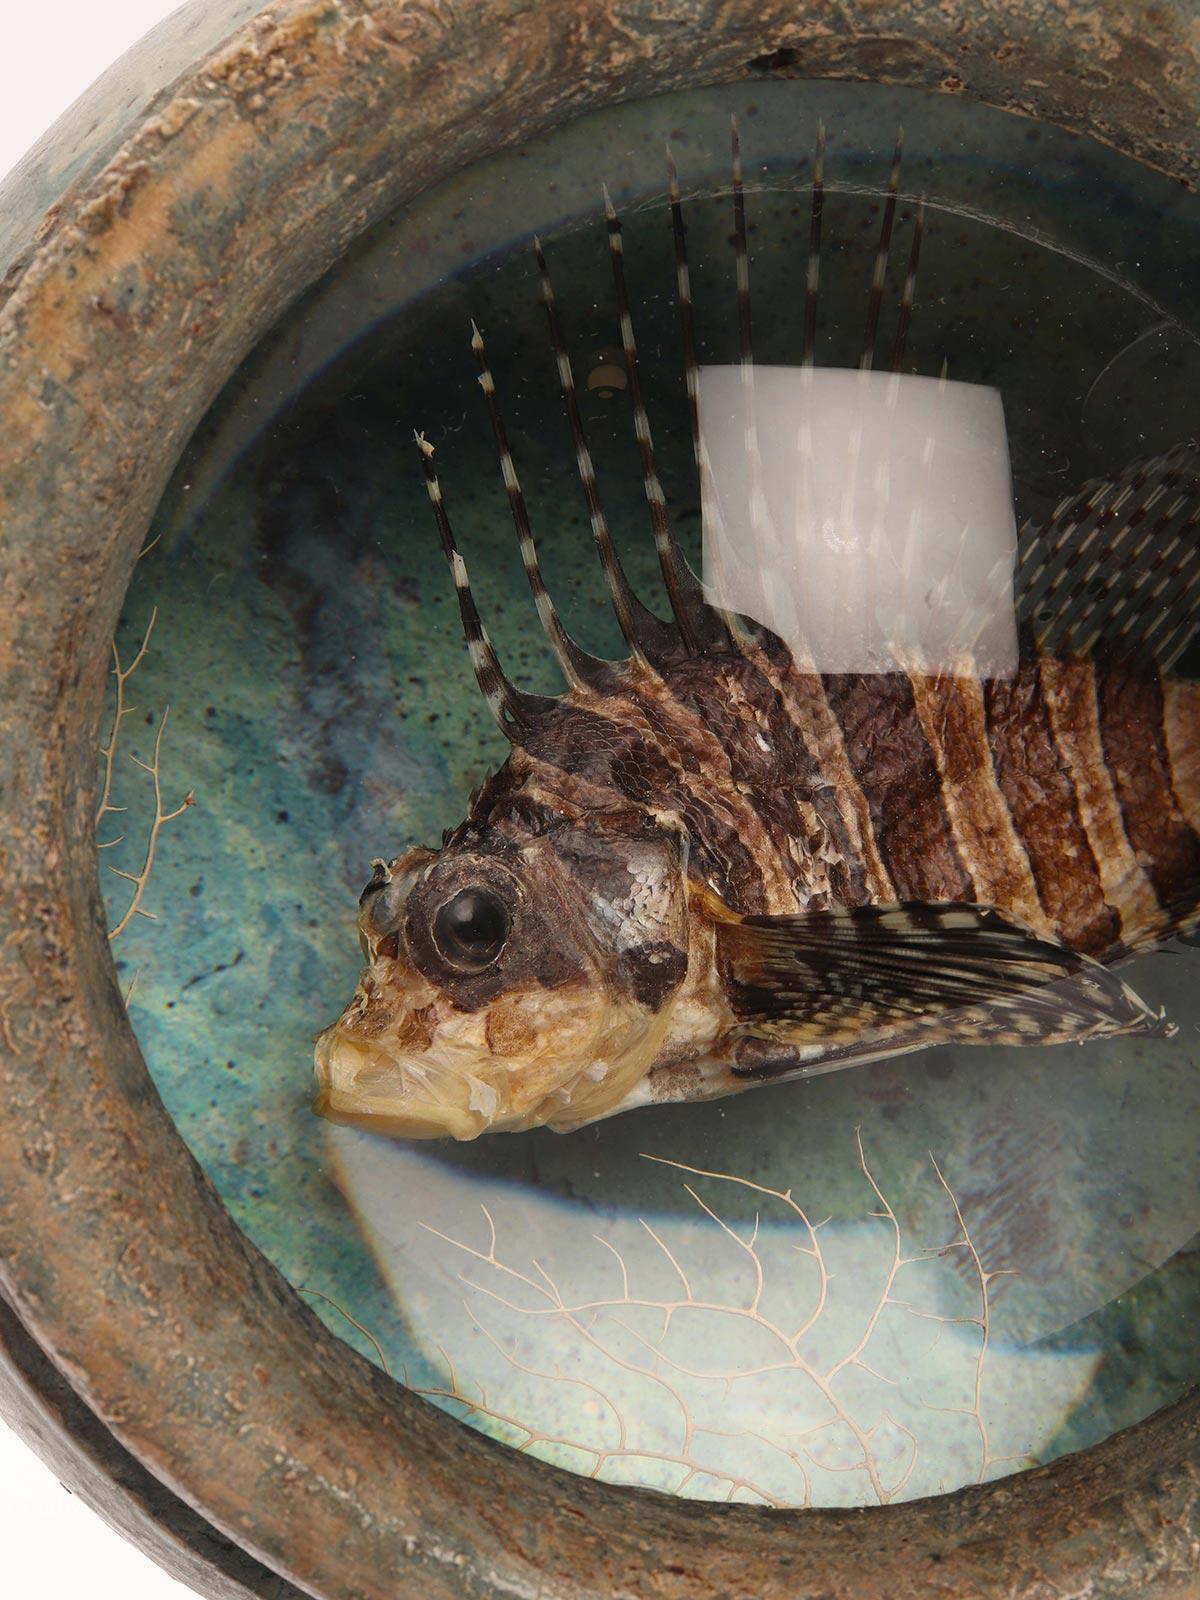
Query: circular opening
102 76 1200 1515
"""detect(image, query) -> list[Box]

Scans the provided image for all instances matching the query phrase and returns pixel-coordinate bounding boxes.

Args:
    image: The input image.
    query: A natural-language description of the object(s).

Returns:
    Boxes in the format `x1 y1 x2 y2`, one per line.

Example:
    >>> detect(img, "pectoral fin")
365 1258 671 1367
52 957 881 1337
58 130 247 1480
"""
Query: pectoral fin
716 902 1170 1079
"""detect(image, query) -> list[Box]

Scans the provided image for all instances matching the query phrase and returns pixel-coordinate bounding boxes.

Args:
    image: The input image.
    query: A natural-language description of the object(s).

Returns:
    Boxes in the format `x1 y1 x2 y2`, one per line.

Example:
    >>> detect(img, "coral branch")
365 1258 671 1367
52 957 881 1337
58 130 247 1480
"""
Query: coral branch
107 708 195 940
420 1133 1011 1509
96 608 157 837
97 608 195 944
299 1287 393 1375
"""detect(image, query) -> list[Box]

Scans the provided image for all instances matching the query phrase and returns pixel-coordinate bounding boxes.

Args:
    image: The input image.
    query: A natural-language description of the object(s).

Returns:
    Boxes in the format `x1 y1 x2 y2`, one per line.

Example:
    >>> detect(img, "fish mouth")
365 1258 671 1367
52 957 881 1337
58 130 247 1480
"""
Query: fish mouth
312 1022 493 1141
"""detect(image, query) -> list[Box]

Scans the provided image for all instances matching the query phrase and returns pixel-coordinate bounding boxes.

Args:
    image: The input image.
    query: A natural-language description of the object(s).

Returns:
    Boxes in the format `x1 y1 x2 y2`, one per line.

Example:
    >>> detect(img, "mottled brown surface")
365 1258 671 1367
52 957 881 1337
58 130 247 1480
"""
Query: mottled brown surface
1100 667 1200 913
985 657 1121 953
0 1292 301 1600
824 671 975 902
1 2 1200 1598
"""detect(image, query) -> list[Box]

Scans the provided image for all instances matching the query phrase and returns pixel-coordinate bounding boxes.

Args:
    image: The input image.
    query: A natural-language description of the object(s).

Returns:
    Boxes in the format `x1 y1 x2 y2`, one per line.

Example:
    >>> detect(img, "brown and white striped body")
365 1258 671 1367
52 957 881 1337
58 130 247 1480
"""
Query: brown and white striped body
489 642 1200 959
313 127 1199 1142
313 634 1198 1141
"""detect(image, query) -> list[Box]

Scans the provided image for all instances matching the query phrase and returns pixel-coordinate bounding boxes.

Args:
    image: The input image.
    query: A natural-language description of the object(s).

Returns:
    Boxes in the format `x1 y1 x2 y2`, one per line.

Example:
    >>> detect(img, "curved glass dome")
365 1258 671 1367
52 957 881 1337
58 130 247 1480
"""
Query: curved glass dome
100 77 1200 1509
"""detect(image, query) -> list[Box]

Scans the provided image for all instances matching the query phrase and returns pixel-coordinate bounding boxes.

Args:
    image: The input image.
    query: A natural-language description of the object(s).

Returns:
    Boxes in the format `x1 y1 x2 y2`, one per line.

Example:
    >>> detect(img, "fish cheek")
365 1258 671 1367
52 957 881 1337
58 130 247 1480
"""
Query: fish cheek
618 940 688 1012
483 994 541 1059
546 822 690 1007
393 1002 438 1055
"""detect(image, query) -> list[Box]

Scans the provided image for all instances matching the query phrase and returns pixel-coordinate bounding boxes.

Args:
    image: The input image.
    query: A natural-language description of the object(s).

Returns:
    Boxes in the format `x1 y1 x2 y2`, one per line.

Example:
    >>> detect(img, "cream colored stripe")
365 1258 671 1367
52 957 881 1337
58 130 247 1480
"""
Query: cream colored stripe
569 669 797 909
749 642 896 904
907 674 1049 934
1163 678 1200 835
1038 655 1167 944
620 663 799 908
511 745 633 820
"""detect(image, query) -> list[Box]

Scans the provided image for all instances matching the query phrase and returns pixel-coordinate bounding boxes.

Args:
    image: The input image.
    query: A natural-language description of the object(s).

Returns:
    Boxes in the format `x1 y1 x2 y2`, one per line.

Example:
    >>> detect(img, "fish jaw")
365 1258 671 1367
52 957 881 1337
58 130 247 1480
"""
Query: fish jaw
313 1021 495 1140
312 956 685 1140
312 958 485 1138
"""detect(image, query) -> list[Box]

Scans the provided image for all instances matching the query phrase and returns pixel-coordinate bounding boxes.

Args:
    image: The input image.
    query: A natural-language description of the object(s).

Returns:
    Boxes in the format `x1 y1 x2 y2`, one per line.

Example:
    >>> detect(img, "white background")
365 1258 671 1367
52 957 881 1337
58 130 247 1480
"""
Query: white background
2 13 220 1599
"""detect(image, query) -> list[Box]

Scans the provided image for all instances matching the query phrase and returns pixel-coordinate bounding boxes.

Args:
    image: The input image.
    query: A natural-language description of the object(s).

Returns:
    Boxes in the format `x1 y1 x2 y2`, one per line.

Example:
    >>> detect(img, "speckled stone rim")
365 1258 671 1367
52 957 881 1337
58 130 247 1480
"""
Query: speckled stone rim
0 2 1198 1597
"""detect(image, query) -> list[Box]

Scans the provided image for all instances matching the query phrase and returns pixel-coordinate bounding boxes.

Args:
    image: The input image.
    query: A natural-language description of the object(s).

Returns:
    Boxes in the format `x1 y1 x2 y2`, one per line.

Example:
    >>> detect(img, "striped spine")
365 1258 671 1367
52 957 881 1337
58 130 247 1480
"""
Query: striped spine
860 128 903 372
414 432 527 736
729 115 776 626
602 185 700 653
534 235 651 667
889 197 925 374
666 142 748 650
469 320 590 694
421 122 1200 969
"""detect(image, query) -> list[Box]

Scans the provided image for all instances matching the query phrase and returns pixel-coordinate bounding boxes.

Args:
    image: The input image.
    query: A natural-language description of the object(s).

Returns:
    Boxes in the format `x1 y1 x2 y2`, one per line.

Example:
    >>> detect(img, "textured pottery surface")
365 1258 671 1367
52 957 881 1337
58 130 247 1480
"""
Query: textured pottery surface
5 0 1200 1593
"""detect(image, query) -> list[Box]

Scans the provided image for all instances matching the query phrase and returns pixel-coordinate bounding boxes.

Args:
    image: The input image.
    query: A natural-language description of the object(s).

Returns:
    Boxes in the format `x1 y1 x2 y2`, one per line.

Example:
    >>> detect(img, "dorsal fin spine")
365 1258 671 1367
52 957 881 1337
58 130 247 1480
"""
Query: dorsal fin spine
603 184 702 654
730 115 777 629
802 122 826 368
889 196 925 374
533 236 655 669
861 127 904 372
666 142 749 651
469 320 605 695
415 431 535 741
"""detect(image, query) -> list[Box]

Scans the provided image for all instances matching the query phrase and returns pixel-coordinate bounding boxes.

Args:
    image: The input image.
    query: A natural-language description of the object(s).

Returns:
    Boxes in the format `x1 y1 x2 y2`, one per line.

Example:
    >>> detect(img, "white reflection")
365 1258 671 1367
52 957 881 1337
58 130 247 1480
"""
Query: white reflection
328 1129 1100 1507
698 366 1018 678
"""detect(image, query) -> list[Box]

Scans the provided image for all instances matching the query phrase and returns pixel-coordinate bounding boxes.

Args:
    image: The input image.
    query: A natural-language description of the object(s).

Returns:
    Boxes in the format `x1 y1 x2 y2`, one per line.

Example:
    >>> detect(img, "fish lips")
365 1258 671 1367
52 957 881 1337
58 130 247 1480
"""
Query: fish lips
312 1021 492 1141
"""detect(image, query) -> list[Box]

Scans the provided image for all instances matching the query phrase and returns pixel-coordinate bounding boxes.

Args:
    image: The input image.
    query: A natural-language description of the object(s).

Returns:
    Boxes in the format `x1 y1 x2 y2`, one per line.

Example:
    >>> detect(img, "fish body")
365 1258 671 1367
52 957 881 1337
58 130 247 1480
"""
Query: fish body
314 130 1200 1140
316 629 1199 1139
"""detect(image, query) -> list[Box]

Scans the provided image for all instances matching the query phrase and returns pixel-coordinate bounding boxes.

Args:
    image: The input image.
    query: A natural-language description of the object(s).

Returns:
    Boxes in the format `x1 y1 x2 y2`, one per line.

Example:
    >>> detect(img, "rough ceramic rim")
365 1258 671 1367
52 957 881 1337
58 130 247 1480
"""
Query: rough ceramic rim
0 2 1198 1597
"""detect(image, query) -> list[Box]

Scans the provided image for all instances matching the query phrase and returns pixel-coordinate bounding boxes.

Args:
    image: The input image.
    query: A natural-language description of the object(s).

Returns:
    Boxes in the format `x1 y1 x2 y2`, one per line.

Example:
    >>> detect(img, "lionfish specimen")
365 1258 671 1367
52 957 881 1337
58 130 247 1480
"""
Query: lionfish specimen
314 129 1200 1139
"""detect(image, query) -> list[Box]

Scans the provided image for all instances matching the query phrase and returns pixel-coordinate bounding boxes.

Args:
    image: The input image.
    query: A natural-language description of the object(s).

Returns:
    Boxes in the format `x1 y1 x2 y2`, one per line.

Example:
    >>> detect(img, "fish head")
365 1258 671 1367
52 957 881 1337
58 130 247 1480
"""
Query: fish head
313 812 694 1139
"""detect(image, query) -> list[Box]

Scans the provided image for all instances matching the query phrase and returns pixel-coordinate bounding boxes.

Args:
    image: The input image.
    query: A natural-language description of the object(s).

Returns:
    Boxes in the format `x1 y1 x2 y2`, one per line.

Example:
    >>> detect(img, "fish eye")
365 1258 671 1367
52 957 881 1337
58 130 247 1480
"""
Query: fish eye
431 886 511 971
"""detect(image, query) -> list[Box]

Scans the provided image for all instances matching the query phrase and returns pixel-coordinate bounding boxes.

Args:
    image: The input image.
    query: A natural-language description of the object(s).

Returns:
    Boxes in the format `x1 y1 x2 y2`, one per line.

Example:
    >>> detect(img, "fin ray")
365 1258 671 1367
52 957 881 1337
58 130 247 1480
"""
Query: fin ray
889 197 925 374
415 432 554 740
534 237 673 665
717 902 1169 1061
603 186 717 654
469 320 612 694
860 128 903 373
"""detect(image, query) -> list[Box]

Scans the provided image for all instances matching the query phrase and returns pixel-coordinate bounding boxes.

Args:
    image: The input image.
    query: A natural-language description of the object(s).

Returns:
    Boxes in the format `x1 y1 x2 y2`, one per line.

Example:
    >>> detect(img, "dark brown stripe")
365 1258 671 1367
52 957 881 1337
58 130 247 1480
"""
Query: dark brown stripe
615 674 789 905
823 672 974 902
908 673 1046 932
985 656 1119 954
661 651 868 907
521 697 771 913
1036 654 1165 950
748 634 895 903
1098 664 1200 919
